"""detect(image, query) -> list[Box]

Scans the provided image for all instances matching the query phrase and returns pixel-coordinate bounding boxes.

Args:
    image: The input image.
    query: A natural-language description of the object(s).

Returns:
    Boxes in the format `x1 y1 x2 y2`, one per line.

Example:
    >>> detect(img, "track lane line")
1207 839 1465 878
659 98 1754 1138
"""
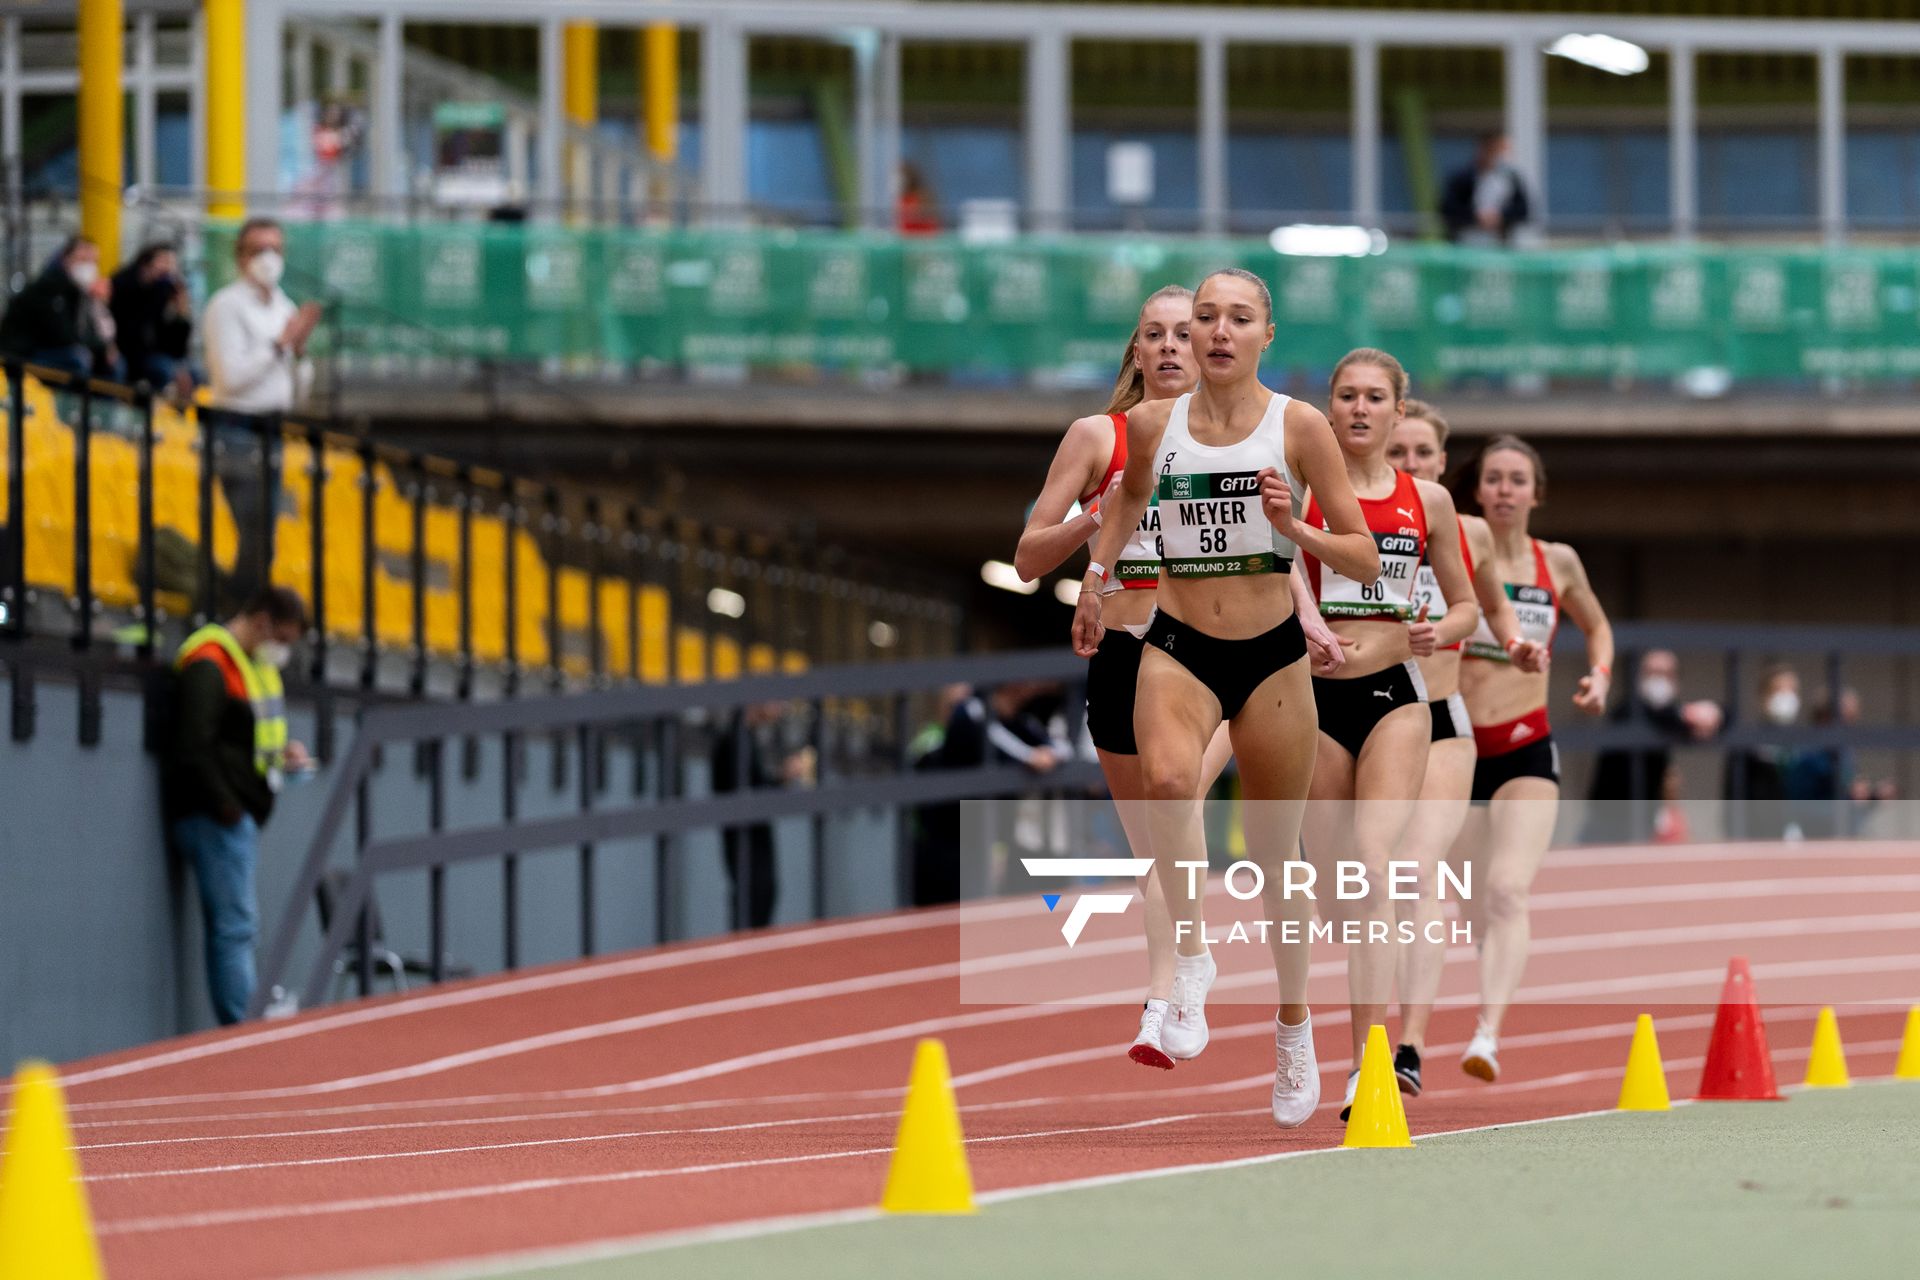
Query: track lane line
62 876 1917 1113
61 901 1036 1088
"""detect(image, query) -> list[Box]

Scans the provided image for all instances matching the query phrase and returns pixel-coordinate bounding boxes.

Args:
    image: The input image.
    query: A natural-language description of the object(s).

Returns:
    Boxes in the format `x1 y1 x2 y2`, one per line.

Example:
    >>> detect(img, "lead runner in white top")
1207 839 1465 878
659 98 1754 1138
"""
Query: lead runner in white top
1072 268 1378 1128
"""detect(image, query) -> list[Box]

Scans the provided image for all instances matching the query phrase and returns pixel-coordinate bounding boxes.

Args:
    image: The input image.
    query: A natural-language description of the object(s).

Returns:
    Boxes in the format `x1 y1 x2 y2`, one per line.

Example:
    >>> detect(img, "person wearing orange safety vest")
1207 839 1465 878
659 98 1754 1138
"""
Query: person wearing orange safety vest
161 587 310 1024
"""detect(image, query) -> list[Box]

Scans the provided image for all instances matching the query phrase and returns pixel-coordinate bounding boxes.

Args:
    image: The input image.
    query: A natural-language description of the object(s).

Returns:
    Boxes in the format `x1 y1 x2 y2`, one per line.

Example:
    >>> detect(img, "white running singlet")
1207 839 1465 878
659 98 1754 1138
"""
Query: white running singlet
1153 392 1300 578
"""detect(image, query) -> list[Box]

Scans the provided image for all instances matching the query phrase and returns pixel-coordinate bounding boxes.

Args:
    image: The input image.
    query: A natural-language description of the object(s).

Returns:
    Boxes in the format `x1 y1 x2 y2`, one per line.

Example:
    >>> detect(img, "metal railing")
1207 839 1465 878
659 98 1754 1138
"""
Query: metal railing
250 648 1105 1016
0 359 963 746
246 621 1920 1016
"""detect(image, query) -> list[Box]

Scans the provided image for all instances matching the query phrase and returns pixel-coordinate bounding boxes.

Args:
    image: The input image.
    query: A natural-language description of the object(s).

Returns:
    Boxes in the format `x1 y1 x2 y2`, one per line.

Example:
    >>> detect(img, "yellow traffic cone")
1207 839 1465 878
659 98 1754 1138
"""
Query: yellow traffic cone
878 1039 976 1214
1616 1014 1671 1111
1342 1025 1412 1149
1803 1006 1850 1088
1896 1007 1920 1081
0 1062 104 1279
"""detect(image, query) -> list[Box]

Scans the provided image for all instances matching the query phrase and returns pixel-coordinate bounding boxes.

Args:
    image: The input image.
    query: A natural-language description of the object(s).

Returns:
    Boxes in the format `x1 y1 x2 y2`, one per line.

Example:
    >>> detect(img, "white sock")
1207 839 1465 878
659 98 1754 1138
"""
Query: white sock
1175 949 1211 974
1276 1011 1311 1041
1145 997 1169 1014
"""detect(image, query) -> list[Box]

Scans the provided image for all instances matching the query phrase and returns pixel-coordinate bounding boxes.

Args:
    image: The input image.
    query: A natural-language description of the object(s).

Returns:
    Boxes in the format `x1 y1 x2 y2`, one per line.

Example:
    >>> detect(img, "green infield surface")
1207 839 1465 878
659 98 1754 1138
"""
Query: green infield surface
473 1083 1920 1280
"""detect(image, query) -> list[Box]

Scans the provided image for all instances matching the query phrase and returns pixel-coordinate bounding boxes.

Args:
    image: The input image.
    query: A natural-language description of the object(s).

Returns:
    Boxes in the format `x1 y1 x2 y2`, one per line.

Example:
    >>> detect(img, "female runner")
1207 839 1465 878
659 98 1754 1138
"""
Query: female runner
1453 435 1614 1081
1072 268 1378 1124
1295 351 1480 1120
1015 285 1230 1068
1018 285 1347 1069
1383 401 1544 1095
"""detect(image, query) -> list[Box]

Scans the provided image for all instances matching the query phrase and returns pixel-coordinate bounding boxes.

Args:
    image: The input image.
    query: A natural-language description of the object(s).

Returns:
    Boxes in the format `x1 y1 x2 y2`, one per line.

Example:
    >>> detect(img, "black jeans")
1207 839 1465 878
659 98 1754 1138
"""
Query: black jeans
723 829 778 929
202 408 282 610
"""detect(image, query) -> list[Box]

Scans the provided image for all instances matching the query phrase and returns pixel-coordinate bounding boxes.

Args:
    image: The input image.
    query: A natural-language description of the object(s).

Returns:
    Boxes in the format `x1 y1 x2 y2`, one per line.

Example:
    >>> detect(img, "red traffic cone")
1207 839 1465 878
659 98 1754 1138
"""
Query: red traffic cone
1695 956 1784 1101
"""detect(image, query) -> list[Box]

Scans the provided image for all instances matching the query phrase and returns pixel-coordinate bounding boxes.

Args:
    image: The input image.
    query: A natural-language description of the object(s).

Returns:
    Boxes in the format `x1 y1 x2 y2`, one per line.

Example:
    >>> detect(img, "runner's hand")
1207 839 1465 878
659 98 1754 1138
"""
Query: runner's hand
1406 602 1436 657
1509 639 1549 674
1071 585 1105 657
1573 667 1610 716
1257 467 1292 533
1301 612 1353 676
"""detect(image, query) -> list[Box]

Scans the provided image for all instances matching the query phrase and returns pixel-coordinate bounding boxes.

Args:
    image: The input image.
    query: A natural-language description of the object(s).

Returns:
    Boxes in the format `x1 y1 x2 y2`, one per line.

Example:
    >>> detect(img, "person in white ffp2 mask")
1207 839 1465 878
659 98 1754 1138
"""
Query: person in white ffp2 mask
1584 648 1722 843
200 217 325 613
0 234 122 382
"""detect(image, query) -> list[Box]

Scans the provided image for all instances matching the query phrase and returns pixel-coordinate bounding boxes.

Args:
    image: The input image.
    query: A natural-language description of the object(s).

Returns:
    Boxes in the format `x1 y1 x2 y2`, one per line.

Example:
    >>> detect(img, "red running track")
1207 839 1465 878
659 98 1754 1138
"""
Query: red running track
15 841 1918 1280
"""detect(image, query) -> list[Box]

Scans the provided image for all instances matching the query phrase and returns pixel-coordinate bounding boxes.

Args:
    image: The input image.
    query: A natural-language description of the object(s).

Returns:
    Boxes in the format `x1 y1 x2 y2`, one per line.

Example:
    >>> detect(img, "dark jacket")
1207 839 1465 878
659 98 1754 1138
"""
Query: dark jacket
0 263 105 359
161 653 275 827
1440 163 1531 243
109 266 193 370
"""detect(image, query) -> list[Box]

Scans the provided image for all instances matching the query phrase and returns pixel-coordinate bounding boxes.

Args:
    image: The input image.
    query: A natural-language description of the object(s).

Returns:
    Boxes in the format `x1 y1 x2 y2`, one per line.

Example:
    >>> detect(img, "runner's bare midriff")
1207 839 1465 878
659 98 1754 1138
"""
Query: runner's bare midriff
1154 574 1294 641
1320 616 1415 680
1460 657 1549 725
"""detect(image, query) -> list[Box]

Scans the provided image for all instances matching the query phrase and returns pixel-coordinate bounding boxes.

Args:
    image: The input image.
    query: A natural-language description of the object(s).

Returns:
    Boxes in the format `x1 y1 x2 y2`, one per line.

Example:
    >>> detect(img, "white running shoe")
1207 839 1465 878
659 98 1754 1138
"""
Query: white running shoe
1129 998 1174 1070
1461 1026 1500 1082
1337 1069 1359 1121
1271 1013 1321 1127
1160 949 1216 1060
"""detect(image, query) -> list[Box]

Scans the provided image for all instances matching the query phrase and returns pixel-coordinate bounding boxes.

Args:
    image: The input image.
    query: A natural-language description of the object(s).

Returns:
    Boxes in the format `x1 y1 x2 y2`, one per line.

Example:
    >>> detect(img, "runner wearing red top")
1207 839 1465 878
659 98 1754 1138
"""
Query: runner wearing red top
1452 434 1615 1082
1383 402 1544 1096
1296 350 1479 1119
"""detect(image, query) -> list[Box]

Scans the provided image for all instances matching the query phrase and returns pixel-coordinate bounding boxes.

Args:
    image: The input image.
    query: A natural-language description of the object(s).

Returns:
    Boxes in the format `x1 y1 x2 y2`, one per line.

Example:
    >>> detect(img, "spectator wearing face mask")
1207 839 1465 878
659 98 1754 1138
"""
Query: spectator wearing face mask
0 235 121 382
1725 663 1806 837
1584 649 1722 842
202 217 323 610
160 586 312 1024
110 241 198 400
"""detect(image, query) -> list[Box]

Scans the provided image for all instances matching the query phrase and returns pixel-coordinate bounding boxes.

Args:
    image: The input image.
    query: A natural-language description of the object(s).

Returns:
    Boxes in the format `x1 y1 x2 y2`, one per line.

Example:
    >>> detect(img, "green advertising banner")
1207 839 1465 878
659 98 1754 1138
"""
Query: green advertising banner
260 222 1920 384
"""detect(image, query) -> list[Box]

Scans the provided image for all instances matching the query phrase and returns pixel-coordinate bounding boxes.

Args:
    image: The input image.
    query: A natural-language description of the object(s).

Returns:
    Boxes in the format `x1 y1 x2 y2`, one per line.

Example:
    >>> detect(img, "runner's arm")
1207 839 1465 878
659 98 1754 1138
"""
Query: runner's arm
1015 415 1110 582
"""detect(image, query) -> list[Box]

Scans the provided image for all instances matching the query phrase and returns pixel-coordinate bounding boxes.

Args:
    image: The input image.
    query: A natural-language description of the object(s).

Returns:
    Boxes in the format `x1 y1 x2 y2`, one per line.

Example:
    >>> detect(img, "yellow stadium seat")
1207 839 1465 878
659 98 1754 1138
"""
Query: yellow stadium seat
0 374 795 688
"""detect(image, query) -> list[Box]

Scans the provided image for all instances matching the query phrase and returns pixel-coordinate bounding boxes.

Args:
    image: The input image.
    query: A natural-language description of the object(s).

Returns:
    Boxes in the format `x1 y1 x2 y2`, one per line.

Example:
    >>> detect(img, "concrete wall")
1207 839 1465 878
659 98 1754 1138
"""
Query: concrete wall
0 671 903 1068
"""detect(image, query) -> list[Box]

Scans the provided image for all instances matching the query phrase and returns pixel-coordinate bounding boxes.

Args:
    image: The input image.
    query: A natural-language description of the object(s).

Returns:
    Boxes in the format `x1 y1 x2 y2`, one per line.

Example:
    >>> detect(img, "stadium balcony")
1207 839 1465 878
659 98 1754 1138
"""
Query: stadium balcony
0 359 961 744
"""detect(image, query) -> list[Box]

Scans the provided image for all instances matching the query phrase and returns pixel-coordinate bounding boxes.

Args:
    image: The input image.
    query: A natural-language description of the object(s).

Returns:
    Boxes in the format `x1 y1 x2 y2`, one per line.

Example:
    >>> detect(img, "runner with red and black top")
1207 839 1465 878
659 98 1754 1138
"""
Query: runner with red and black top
1296 349 1481 1120
1383 402 1544 1096
1452 434 1615 1084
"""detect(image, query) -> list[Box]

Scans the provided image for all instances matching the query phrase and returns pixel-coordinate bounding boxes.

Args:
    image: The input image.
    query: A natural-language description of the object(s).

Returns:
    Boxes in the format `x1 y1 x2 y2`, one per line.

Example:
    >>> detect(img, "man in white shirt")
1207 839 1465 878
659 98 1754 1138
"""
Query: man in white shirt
200 218 322 611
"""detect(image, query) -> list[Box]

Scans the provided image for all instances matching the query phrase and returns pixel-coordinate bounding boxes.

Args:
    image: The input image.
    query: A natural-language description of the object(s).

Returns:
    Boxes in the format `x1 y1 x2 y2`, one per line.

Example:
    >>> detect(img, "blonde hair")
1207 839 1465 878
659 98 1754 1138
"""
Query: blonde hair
1104 284 1195 415
1197 267 1273 322
1330 347 1409 402
1401 397 1450 447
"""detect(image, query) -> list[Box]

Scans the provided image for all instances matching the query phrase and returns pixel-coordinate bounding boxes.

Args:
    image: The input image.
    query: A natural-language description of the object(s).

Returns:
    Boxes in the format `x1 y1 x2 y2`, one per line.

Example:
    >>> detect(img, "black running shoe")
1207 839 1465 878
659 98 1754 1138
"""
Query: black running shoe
1394 1043 1423 1097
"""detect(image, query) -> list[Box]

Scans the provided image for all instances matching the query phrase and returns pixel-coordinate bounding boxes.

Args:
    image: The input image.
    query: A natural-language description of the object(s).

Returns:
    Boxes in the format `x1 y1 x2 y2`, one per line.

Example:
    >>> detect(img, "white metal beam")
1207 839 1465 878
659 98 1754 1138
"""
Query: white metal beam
1024 28 1069 232
1817 42 1846 244
698 16 749 220
853 31 878 226
2 17 21 180
1668 41 1695 239
1504 35 1546 228
134 10 158 189
1197 33 1226 235
876 31 901 231
244 0 285 200
373 12 405 200
261 3 1920 57
188 6 205 191
538 16 565 211
1351 36 1379 227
